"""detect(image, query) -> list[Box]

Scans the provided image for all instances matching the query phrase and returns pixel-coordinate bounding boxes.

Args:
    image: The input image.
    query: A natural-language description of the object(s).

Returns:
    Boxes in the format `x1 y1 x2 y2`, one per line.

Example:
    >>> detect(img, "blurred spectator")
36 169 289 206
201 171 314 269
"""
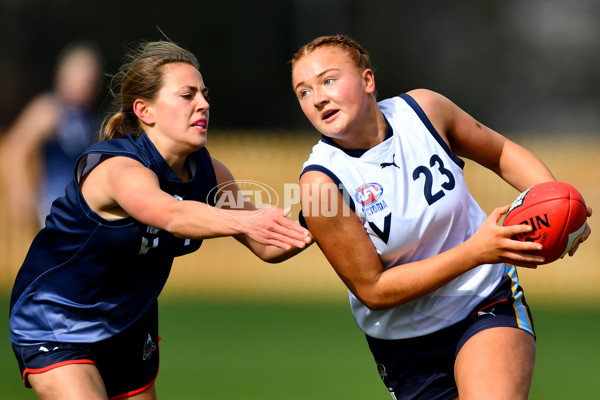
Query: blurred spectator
1 41 103 229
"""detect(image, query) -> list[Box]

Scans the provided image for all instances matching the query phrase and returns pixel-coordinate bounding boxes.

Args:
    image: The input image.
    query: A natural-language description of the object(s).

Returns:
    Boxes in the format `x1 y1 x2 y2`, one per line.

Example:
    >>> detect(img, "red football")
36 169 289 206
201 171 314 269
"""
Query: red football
503 181 588 264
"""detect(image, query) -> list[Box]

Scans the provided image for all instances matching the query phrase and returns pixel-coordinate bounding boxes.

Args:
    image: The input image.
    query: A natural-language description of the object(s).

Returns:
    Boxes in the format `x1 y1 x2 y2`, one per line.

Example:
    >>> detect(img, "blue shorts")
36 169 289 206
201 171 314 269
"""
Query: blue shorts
365 268 535 400
12 302 160 400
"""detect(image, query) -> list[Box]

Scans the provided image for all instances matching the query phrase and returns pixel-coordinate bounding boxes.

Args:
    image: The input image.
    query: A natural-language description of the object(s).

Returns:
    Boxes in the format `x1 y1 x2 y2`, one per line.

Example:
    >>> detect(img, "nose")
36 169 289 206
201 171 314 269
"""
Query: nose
196 93 210 111
312 86 328 108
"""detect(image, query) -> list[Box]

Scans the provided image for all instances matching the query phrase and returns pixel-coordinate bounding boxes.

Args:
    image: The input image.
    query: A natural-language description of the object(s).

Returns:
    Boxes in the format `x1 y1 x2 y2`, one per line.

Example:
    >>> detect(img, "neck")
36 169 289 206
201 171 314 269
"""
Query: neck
145 132 191 181
332 102 387 150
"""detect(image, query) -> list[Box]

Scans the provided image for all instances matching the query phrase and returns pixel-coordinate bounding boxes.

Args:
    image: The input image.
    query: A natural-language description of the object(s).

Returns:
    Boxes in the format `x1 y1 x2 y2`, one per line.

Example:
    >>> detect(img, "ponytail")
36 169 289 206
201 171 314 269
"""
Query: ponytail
100 108 141 141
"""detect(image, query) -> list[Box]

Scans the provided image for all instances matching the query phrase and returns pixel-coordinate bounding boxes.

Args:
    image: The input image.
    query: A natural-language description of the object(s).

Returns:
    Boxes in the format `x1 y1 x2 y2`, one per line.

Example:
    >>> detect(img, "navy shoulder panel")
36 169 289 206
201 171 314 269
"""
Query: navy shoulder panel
399 93 465 169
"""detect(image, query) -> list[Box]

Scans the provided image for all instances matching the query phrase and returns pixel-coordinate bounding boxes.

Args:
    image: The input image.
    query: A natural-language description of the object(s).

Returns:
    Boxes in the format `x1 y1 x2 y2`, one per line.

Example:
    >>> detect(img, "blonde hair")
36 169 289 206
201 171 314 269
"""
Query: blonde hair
101 41 200 141
290 35 372 72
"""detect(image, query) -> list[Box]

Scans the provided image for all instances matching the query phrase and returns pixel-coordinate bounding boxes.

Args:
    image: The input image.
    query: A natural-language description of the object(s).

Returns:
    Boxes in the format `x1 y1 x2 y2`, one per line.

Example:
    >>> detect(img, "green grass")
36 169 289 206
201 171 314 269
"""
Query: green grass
2 295 599 399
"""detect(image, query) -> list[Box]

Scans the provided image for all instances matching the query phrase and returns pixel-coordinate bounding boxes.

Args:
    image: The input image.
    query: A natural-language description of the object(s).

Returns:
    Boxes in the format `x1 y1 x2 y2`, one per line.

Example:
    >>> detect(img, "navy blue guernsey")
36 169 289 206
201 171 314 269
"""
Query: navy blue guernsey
10 134 217 345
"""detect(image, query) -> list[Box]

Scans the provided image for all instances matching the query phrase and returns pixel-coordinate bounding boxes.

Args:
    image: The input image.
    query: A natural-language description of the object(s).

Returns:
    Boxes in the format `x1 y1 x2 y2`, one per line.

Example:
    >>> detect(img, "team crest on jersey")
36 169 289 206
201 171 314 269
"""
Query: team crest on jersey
355 183 388 216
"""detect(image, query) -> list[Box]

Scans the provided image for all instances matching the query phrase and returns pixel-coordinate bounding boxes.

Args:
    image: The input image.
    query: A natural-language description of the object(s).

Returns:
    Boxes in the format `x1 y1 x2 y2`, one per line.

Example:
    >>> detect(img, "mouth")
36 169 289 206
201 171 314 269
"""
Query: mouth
191 119 208 129
321 109 339 121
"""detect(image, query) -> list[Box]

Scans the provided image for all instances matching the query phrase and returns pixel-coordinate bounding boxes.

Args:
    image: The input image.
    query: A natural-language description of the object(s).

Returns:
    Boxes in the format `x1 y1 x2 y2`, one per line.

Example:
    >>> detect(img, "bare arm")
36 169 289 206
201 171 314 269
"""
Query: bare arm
408 89 556 191
79 156 310 252
211 158 312 263
1 94 60 226
408 89 591 253
300 171 544 310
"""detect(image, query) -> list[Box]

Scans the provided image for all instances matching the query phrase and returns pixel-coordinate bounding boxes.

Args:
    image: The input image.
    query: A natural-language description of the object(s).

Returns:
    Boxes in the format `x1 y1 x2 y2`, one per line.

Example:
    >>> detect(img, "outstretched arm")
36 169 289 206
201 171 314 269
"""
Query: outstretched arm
79 155 311 253
210 158 312 263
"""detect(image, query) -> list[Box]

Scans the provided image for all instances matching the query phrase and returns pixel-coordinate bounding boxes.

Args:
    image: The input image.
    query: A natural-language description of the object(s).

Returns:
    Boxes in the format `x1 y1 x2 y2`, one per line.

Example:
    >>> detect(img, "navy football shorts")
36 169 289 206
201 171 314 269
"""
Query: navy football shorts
12 302 160 399
365 267 535 400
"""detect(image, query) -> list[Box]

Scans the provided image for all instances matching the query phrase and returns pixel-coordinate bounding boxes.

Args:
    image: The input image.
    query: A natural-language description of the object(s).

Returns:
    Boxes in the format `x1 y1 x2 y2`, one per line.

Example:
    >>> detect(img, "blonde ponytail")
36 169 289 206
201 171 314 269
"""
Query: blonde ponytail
100 109 141 141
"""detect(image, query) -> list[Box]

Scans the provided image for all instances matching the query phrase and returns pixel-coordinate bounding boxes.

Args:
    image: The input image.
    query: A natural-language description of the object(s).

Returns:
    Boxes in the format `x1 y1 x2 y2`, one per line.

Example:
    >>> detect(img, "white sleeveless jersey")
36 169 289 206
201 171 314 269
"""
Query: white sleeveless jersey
301 94 503 339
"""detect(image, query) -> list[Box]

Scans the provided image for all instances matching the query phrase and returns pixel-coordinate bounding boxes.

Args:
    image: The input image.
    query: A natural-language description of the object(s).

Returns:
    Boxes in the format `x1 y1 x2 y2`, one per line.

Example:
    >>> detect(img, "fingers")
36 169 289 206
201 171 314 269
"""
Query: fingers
570 206 592 256
511 263 538 270
270 209 311 240
568 241 581 257
489 205 510 224
253 207 312 250
500 233 545 264
496 204 511 216
262 228 310 250
502 249 545 266
501 223 545 264
582 221 591 241
502 222 535 238
568 221 591 257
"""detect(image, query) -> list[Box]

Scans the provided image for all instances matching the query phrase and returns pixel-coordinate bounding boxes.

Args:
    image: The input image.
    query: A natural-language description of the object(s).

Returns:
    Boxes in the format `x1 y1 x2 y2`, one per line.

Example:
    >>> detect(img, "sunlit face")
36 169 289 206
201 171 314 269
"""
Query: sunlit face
147 62 210 153
292 46 375 142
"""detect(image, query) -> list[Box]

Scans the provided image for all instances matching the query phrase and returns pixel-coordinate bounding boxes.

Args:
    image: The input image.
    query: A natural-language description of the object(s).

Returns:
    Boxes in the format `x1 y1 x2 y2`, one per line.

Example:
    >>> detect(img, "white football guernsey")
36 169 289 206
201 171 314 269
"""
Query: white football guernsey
301 94 504 339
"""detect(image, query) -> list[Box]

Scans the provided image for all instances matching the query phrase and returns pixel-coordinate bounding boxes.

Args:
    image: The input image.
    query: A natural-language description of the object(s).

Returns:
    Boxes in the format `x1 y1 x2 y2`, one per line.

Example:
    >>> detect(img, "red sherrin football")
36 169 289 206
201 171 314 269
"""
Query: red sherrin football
503 181 587 264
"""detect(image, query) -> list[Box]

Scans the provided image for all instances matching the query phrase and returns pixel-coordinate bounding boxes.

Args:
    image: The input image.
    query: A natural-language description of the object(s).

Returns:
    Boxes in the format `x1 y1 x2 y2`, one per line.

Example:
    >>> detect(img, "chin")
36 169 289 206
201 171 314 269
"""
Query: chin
320 126 346 139
193 132 208 145
194 139 207 149
317 119 346 136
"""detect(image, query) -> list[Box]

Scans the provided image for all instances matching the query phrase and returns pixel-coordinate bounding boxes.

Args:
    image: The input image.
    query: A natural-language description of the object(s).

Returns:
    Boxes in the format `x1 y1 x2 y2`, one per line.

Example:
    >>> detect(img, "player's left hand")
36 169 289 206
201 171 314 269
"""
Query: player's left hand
568 206 592 257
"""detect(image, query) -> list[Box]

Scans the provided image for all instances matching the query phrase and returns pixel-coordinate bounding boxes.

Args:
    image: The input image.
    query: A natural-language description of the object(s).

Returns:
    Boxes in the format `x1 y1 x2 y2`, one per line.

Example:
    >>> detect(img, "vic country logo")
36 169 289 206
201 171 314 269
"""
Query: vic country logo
355 183 384 205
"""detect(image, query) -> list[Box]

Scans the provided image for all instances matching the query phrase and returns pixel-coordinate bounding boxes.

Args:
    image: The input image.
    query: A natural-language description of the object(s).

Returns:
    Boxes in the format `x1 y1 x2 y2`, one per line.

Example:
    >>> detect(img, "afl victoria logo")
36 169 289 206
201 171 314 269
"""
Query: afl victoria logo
355 183 384 206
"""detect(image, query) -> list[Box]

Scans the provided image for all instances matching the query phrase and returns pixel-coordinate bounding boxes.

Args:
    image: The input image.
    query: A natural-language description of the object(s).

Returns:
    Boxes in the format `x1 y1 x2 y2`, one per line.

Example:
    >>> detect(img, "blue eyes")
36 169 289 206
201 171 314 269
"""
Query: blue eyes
298 78 335 99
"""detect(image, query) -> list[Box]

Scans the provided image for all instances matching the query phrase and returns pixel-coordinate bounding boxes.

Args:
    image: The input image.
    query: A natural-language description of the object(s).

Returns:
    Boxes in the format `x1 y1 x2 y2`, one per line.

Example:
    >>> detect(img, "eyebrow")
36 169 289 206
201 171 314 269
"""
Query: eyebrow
178 85 202 91
177 85 209 94
294 68 340 91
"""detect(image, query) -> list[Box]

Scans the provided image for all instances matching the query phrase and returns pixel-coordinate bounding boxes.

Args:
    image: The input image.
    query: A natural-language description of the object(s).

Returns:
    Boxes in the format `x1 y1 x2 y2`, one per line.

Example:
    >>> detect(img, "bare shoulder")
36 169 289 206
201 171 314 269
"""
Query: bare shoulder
300 169 335 185
405 89 457 143
405 89 453 114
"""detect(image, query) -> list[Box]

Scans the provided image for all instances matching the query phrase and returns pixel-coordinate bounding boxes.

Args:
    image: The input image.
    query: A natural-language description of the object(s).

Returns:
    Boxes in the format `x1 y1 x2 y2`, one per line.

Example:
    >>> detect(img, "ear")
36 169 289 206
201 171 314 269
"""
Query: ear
362 69 376 95
133 99 155 126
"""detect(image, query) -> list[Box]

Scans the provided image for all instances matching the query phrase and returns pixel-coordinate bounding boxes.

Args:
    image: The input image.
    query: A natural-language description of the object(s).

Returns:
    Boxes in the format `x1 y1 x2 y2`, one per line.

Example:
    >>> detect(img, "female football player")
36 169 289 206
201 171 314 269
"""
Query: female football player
10 40 311 400
291 35 592 400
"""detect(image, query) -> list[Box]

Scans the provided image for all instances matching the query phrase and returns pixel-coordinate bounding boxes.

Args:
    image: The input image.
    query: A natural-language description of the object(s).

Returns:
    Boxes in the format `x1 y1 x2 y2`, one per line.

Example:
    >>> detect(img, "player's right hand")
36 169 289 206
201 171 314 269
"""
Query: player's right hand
468 205 545 269
240 206 312 250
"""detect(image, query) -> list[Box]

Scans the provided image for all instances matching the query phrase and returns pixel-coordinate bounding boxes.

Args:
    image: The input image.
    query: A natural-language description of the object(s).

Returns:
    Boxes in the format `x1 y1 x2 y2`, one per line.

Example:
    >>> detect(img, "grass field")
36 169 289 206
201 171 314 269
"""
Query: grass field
1 295 599 399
